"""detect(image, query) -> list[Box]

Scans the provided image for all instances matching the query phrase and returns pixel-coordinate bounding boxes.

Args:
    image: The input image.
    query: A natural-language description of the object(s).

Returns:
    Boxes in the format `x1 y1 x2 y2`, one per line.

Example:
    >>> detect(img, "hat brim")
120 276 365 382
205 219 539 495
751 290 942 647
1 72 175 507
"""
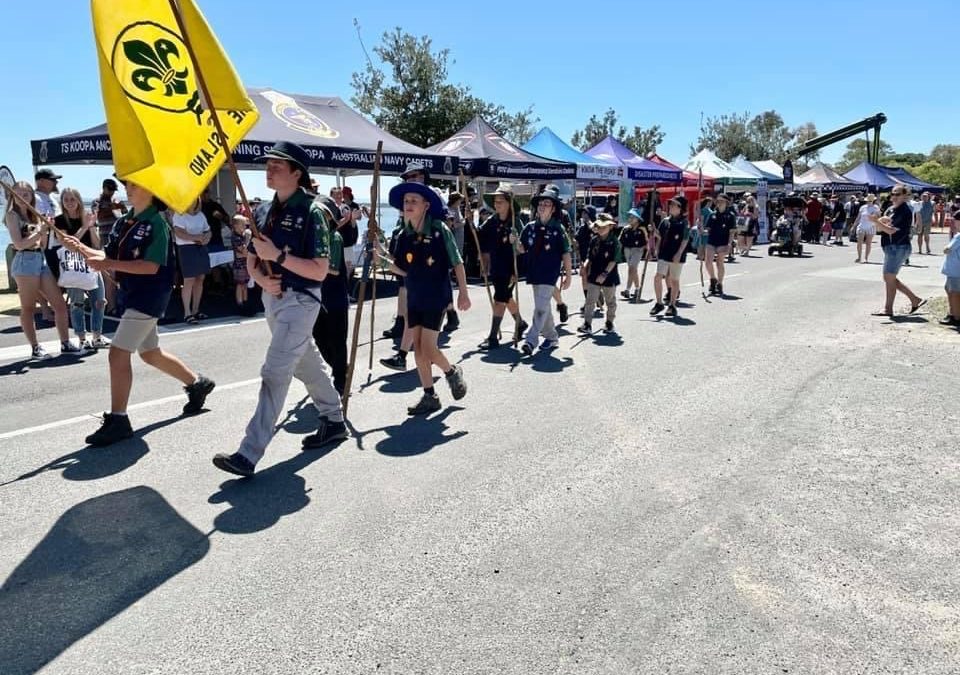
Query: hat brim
258 149 308 172
715 194 731 202
531 194 562 212
388 182 445 218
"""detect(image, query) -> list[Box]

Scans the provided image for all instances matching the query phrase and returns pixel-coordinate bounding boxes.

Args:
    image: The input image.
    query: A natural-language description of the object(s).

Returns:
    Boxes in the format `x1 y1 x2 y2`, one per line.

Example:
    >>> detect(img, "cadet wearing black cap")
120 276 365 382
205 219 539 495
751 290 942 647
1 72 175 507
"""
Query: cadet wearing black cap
213 141 346 477
578 212 621 334
477 184 528 349
374 180 470 415
704 193 736 296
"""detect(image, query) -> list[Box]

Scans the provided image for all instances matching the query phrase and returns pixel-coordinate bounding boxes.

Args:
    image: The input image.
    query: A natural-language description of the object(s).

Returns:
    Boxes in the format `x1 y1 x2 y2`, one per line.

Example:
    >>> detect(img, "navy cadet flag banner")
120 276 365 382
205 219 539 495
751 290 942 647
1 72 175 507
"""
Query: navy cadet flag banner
90 0 258 213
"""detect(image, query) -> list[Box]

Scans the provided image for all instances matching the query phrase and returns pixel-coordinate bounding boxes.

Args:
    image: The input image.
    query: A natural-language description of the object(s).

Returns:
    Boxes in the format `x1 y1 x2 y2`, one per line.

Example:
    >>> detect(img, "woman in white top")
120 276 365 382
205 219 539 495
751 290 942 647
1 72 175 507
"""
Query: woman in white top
854 193 880 263
172 198 211 324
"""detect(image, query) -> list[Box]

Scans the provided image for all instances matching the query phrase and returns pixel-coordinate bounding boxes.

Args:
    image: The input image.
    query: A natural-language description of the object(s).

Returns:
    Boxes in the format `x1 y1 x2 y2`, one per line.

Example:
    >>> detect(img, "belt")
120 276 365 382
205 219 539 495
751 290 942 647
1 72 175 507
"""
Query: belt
282 285 322 304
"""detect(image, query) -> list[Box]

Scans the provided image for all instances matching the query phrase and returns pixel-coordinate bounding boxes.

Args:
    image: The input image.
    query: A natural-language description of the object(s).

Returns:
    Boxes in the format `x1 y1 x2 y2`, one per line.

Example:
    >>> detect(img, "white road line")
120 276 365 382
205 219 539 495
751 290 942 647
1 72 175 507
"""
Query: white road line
682 272 748 288
0 316 266 363
0 377 261 441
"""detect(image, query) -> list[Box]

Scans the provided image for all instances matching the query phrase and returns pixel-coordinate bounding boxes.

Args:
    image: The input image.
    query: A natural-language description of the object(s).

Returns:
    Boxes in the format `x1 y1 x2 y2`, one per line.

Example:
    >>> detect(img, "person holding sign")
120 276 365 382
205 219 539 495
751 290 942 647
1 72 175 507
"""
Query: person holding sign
55 188 108 351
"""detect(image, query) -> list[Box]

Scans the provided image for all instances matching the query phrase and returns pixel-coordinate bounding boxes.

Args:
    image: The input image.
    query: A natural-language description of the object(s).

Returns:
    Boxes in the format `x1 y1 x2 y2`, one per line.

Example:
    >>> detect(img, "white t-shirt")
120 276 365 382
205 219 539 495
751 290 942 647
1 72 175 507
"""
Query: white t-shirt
857 204 880 230
35 191 61 250
172 211 209 246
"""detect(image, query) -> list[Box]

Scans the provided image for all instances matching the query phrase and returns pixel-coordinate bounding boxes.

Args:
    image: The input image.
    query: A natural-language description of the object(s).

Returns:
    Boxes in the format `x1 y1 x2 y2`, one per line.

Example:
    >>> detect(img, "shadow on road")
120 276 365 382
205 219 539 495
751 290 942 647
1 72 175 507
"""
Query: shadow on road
358 406 467 458
208 440 344 534
0 353 96 377
0 486 210 675
0 415 185 487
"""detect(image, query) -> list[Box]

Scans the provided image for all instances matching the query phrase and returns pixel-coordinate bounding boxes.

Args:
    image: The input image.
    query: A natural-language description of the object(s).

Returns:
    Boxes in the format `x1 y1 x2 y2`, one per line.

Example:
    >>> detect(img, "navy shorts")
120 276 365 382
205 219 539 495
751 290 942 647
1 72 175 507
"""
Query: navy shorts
492 276 514 303
407 307 445 331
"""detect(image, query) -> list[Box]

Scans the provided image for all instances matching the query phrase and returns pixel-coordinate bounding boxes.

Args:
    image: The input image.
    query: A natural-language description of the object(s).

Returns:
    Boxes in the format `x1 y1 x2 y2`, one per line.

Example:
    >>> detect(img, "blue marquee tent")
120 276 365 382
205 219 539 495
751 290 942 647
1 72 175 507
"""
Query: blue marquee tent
879 166 944 193
521 127 621 182
584 136 682 183
843 162 897 191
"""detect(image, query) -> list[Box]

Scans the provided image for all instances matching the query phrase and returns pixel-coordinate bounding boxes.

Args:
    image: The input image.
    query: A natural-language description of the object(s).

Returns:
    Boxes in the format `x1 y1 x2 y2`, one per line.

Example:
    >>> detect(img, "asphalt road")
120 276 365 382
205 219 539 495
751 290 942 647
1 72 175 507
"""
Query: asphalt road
1 237 957 674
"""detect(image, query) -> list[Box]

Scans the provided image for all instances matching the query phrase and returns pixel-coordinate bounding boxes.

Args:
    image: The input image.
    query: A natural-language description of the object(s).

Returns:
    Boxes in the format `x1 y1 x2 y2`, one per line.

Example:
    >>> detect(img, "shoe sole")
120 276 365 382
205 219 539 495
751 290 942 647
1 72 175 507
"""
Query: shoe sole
212 455 254 477
380 361 407 372
302 430 349 450
85 431 134 447
407 404 441 416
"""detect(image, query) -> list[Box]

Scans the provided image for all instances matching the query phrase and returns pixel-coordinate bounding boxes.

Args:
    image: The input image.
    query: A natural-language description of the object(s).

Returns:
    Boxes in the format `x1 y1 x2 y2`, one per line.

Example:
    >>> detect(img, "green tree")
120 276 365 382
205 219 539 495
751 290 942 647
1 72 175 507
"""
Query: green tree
834 139 895 174
570 108 664 156
350 28 538 149
691 111 818 166
789 122 820 173
929 144 960 167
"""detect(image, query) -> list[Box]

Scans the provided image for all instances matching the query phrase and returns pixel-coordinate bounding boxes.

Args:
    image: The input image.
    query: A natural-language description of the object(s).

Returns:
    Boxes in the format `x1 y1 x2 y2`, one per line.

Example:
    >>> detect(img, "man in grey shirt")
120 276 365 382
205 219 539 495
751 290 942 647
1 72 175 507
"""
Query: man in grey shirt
916 191 934 255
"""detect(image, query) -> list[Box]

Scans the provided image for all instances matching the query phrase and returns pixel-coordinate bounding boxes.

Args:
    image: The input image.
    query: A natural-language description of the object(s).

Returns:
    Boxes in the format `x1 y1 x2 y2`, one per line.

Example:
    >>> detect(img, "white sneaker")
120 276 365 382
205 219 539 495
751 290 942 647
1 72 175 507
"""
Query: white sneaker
91 335 112 349
31 345 53 360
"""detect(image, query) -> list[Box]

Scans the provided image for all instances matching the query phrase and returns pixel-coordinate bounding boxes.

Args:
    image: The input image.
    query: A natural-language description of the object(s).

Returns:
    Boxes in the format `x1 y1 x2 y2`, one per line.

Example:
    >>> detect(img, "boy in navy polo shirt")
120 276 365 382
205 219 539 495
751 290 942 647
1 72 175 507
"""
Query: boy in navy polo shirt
516 186 573 356
578 213 621 334
311 197 349 394
213 142 346 478
61 180 215 447
704 193 737 296
375 182 471 415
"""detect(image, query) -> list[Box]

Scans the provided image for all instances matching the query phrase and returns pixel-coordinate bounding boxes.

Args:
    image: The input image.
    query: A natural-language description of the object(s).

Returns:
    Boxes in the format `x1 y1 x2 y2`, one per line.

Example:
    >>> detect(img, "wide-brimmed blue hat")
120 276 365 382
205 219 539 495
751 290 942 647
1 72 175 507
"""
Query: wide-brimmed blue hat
627 207 643 220
388 181 445 218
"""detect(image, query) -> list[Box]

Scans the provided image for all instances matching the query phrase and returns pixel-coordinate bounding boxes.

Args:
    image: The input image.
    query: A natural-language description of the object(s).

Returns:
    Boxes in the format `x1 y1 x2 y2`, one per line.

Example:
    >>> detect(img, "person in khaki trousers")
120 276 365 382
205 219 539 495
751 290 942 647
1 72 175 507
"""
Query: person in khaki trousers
577 213 621 335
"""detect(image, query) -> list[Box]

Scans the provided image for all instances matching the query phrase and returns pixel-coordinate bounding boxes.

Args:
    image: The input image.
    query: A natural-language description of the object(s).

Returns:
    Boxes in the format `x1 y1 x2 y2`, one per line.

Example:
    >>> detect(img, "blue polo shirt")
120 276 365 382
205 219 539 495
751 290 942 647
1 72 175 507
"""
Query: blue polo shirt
103 205 174 318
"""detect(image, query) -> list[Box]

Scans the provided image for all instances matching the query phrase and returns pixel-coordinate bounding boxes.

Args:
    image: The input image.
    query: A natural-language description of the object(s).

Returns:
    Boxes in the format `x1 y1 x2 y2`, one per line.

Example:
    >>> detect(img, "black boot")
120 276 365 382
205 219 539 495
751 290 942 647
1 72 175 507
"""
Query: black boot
85 413 134 447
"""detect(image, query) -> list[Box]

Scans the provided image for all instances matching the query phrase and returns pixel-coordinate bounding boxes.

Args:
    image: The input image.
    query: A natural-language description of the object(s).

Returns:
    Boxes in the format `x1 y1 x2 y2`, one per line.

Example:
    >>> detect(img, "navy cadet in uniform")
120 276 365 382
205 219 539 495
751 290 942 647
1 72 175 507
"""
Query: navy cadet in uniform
213 142 346 477
374 181 470 415
477 184 528 350
515 186 573 356
703 192 737 296
61 180 215 447
311 196 349 395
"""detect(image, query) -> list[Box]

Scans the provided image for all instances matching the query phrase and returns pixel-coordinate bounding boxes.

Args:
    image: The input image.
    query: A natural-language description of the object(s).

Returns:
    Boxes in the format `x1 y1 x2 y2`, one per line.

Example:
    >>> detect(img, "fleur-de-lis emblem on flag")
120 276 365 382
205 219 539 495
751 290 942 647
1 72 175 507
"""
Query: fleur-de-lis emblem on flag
124 38 189 97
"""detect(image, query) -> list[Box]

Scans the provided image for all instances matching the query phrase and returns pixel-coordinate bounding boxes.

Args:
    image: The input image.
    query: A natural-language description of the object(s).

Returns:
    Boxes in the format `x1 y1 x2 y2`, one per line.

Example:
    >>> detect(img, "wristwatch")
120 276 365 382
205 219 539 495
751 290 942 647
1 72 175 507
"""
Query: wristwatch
275 250 287 266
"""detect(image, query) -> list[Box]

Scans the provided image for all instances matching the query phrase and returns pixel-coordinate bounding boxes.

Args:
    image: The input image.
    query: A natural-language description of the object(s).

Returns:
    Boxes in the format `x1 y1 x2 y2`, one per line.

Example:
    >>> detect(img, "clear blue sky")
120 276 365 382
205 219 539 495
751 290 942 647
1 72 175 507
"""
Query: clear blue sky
1 0 957 204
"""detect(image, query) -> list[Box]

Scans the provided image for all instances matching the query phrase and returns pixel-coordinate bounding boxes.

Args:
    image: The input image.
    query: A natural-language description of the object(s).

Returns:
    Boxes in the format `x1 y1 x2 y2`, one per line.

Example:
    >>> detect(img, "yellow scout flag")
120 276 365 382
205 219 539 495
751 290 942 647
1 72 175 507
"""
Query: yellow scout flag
90 0 258 212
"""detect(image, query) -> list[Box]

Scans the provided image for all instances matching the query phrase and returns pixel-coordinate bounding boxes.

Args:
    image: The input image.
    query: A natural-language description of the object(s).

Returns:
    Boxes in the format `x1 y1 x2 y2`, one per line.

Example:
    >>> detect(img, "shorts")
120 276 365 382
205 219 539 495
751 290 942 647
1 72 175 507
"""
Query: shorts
112 308 160 353
945 277 960 293
857 224 876 237
492 276 515 303
832 222 845 231
656 260 683 278
10 249 50 277
882 244 912 275
407 307 445 331
919 221 932 235
624 247 645 267
705 244 729 256
177 244 210 278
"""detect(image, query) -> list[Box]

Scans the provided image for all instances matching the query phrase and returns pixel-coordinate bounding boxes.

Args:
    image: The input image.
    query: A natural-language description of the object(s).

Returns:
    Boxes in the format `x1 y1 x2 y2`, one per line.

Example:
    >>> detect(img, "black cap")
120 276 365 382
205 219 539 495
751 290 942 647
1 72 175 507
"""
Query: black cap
669 195 688 211
259 141 311 189
102 178 118 190
35 168 62 181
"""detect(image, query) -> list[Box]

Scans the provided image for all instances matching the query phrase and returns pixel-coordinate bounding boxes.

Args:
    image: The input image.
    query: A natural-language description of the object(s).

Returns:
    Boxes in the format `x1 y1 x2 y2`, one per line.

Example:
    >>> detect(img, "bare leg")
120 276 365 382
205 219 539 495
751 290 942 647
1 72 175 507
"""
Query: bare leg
894 278 920 305
653 273 664 302
108 346 135 413
191 275 205 315
181 277 194 317
716 253 726 284
948 291 960 318
411 327 432 389
15 276 40 347
139 347 197 385
864 235 873 262
39 273 69 343
856 234 864 261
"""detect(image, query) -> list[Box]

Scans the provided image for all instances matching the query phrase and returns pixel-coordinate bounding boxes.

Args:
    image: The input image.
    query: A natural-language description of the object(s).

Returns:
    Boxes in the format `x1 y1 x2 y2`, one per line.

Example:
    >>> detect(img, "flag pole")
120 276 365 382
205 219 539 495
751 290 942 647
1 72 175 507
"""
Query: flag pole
166 0 273 278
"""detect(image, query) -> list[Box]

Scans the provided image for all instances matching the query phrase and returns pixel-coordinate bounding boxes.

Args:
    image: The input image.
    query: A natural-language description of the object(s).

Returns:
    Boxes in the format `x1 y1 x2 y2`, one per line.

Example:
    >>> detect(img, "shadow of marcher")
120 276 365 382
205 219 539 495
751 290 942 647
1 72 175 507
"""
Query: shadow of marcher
889 315 929 324
717 293 743 301
208 441 344 534
0 354 94 378
529 353 575 373
591 332 624 347
0 486 210 675
364 406 467 458
273 396 317 435
0 414 184 488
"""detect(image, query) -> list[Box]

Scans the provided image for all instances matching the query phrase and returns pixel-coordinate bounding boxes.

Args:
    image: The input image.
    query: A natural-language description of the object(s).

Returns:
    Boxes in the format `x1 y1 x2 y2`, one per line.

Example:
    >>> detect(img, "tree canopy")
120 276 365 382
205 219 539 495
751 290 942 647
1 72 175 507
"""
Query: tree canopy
690 111 819 170
350 28 537 149
570 109 665 157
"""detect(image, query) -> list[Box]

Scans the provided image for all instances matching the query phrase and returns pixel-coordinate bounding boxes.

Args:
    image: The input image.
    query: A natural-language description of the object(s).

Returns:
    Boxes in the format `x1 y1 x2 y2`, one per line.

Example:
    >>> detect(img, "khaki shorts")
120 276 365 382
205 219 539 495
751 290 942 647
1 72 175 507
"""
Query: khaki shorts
113 309 160 353
656 260 683 278
919 221 932 235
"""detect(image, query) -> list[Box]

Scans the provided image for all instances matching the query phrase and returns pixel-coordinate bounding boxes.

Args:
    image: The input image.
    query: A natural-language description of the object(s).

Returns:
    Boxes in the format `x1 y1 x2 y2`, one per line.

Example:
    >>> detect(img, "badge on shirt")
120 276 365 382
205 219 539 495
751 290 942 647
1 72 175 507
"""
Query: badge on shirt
406 252 413 263
545 244 551 251
427 256 435 266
